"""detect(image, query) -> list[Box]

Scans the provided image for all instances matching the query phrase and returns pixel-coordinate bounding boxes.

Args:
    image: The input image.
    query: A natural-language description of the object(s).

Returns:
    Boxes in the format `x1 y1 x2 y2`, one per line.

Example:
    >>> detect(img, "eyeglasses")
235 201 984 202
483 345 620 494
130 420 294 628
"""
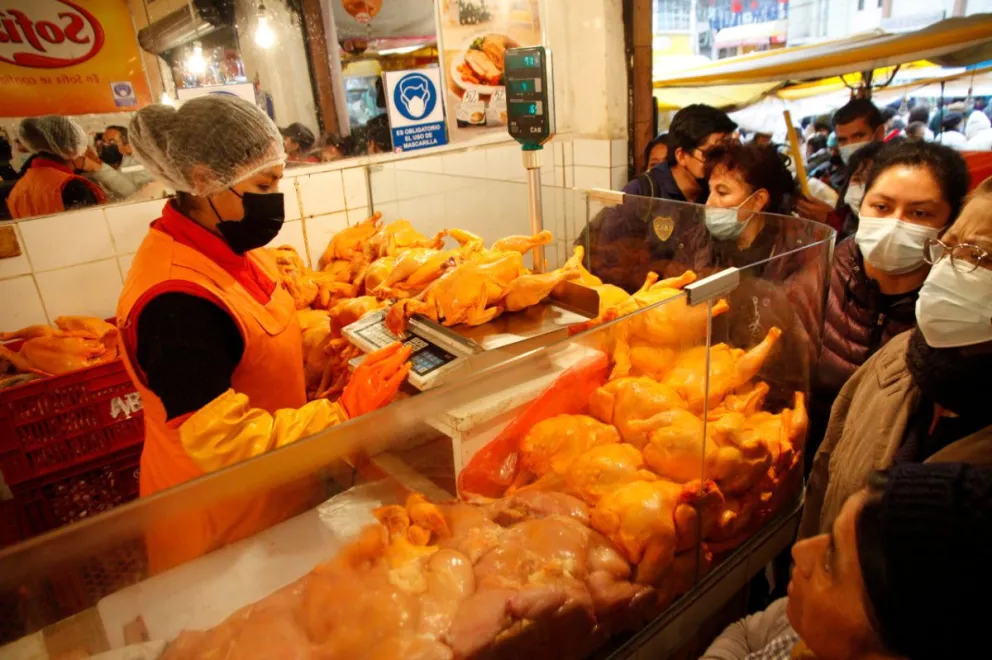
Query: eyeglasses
923 238 992 274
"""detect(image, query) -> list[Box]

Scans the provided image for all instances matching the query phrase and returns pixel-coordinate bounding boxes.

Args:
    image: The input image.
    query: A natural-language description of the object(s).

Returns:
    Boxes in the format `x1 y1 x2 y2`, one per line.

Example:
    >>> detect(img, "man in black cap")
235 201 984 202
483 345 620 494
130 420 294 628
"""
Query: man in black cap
280 122 316 162
703 462 992 659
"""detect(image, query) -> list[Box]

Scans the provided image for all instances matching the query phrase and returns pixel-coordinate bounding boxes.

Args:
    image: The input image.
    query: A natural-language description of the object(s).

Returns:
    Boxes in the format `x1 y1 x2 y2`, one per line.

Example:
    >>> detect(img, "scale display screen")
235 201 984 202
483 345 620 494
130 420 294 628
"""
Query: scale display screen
353 323 456 377
505 46 554 146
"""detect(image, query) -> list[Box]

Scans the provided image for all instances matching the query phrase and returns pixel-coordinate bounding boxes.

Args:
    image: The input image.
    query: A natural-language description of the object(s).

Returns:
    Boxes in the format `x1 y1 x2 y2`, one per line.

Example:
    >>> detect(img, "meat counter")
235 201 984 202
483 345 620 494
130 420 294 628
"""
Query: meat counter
0 195 834 659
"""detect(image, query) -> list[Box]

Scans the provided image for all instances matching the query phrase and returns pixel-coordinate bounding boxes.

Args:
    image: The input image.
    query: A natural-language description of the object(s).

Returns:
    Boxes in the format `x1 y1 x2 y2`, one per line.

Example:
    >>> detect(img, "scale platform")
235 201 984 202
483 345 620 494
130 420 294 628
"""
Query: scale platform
343 281 600 391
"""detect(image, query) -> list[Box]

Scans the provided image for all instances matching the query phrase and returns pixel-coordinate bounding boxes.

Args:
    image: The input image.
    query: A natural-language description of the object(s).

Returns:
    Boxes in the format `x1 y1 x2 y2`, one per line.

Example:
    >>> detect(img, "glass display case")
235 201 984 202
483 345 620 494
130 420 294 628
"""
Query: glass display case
0 192 833 659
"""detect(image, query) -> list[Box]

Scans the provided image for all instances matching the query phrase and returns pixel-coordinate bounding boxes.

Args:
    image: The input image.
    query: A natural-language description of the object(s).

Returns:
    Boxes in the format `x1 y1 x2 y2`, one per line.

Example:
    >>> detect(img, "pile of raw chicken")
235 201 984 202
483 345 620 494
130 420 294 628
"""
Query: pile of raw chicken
0 316 120 389
157 266 808 660
271 213 583 400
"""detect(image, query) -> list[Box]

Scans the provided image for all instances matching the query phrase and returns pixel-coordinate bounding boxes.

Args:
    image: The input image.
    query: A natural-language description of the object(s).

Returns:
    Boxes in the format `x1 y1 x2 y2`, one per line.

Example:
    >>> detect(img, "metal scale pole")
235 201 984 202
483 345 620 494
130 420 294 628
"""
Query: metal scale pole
523 146 545 272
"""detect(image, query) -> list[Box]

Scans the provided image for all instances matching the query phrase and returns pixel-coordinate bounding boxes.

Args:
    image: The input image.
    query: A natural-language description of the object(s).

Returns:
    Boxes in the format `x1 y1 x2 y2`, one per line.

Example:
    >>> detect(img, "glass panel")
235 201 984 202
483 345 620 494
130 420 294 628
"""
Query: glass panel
0 192 833 657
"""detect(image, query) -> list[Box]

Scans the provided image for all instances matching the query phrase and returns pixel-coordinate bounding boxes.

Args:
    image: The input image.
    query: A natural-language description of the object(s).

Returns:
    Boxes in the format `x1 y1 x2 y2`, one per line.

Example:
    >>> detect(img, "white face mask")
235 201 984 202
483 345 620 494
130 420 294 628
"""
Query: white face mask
854 216 938 274
916 259 992 348
838 140 869 165
704 191 757 241
844 183 865 215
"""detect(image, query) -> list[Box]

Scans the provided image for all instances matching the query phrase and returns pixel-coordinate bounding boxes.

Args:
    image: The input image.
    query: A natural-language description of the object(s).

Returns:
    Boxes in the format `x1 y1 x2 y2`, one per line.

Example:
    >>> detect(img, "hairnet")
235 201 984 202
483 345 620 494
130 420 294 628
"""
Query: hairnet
129 95 285 197
18 116 88 159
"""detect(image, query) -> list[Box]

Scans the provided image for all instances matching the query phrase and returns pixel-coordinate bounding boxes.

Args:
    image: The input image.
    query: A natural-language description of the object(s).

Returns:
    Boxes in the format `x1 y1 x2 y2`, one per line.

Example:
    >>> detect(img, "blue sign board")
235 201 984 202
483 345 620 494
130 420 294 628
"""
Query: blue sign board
384 69 448 153
708 0 788 32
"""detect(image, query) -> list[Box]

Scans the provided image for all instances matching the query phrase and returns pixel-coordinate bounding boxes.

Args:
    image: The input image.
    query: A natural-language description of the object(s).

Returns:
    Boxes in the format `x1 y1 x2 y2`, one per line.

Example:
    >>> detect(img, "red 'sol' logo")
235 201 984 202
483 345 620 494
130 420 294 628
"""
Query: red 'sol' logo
0 0 105 68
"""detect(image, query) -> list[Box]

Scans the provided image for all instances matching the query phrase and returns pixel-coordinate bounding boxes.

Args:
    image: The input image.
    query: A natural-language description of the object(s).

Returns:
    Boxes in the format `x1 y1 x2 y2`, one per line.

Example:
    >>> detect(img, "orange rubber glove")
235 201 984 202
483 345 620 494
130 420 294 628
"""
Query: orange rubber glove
179 391 349 473
339 342 413 418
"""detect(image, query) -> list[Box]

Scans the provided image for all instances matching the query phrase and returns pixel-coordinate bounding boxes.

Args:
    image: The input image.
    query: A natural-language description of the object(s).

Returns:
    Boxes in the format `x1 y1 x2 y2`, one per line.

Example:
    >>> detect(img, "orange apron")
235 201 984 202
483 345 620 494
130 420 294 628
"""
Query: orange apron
117 205 310 572
7 158 108 219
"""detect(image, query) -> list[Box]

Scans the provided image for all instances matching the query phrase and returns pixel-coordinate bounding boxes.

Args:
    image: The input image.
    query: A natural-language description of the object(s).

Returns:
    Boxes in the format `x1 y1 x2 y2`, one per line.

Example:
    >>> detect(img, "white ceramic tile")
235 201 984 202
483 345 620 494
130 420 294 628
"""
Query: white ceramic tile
551 142 563 168
297 171 346 216
105 199 161 255
118 254 135 279
443 187 487 237
0 224 31 280
485 181 530 239
19 207 115 272
573 165 612 190
35 259 122 320
348 207 371 225
373 201 400 223
273 220 307 263
280 177 302 220
485 145 525 181
562 141 574 167
565 165 574 188
369 165 397 204
442 150 486 178
341 167 369 210
611 165 630 190
572 139 611 167
304 212 349 266
611 139 628 169
0 276 48 330
552 165 564 188
397 196 446 233
395 154 444 173
395 171 440 202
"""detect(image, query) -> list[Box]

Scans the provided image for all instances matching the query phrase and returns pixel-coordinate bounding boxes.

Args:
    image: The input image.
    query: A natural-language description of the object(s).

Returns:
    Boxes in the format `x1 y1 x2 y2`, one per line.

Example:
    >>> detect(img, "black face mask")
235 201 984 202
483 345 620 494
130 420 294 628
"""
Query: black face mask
212 190 285 254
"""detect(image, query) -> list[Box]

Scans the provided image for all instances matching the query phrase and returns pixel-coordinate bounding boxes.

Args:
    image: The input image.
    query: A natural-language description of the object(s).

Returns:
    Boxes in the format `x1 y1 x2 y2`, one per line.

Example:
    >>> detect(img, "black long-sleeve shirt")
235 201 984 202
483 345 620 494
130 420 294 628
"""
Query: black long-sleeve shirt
136 293 244 420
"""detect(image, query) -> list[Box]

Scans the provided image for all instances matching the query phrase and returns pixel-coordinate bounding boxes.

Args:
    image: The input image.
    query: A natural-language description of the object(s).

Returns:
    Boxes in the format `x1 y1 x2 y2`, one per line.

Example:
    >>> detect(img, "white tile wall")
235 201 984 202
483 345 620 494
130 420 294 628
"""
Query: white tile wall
369 165 397 205
442 150 487 178
0 276 48 330
0 225 31 280
105 199 161 255
395 155 444 173
573 165 612 190
348 207 371 225
485 146 525 181
341 167 369 211
296 171 346 216
572 139 611 167
611 165 629 191
19 207 116 272
35 259 123 320
611 139 628 168
304 212 349 266
280 177 303 221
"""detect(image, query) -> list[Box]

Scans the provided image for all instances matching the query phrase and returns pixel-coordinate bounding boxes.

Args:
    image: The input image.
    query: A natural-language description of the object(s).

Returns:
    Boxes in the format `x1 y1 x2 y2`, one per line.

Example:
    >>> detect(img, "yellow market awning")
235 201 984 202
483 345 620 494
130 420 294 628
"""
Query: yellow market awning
654 14 992 88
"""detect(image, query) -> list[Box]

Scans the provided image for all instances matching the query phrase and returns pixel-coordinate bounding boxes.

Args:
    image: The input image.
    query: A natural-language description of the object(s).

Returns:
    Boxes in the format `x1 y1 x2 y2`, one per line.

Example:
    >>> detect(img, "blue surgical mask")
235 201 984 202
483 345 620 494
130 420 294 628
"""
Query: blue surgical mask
704 191 757 241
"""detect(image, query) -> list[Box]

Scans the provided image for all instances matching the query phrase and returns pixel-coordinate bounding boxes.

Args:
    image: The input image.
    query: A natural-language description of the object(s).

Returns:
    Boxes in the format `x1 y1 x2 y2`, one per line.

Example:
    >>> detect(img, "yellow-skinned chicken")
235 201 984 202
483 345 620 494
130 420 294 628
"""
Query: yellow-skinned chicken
563 443 658 506
318 213 382 270
591 479 724 586
368 220 446 258
490 230 552 255
499 246 583 312
589 377 688 449
509 414 621 493
661 326 782 413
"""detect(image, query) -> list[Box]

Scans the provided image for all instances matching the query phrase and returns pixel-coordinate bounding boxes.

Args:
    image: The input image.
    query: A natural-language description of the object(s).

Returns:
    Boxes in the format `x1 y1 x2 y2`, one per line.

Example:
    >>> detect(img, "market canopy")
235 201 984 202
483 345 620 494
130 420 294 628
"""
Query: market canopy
654 14 992 88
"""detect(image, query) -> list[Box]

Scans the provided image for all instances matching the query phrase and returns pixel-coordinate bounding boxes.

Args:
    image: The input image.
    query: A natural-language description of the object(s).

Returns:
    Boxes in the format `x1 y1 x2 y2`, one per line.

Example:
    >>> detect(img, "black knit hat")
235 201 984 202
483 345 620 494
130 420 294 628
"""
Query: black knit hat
856 463 992 659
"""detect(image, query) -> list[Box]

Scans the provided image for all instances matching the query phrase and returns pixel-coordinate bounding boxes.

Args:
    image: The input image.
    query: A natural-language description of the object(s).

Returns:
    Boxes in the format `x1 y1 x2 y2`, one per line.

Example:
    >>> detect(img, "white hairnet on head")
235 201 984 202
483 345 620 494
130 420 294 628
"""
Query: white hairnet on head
129 95 285 197
19 116 88 160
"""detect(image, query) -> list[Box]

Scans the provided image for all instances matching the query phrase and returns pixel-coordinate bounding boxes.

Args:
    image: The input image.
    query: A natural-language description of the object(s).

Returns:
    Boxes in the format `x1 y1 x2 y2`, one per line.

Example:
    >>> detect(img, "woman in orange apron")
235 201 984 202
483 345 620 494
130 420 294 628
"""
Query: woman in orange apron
117 95 410 572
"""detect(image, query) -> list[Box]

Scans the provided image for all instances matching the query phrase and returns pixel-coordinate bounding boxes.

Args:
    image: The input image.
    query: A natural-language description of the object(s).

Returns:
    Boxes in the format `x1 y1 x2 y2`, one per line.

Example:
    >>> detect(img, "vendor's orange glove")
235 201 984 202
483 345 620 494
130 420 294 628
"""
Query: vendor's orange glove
339 342 413 418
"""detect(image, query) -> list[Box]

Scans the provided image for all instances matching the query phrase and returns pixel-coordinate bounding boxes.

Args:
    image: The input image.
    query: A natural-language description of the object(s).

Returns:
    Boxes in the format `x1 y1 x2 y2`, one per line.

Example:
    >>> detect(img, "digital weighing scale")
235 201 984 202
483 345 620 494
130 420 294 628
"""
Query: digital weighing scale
342 46 575 391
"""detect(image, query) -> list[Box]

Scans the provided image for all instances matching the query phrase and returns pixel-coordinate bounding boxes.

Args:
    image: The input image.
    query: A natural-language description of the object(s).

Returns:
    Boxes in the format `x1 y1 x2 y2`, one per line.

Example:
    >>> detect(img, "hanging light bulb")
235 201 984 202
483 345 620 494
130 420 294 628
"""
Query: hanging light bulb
160 92 177 107
255 3 277 49
186 41 207 76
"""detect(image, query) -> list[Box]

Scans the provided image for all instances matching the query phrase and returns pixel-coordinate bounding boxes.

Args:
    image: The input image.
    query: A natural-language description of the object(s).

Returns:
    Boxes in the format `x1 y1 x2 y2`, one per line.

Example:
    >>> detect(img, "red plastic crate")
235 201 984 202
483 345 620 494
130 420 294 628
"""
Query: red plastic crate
10 444 142 539
0 359 144 487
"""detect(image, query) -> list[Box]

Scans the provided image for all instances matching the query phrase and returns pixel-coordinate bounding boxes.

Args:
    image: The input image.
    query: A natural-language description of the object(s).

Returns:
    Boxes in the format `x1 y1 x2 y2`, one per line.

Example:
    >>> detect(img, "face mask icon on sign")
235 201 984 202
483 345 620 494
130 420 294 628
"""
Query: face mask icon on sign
399 79 431 119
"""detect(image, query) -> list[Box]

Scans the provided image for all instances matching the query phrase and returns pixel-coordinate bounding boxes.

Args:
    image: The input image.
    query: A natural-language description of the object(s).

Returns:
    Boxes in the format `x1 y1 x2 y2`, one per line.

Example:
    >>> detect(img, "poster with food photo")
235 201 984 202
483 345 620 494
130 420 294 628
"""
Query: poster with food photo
439 0 542 142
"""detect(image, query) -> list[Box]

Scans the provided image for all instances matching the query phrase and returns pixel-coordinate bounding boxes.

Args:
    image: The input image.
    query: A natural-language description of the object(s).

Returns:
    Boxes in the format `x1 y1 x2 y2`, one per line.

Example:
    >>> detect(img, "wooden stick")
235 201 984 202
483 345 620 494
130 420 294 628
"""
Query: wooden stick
784 110 811 198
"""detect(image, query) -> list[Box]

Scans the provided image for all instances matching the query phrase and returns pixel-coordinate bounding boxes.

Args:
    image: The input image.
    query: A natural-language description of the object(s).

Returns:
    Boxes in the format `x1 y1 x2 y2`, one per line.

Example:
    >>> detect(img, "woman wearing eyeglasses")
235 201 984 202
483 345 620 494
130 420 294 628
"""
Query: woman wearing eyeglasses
806 141 970 474
800 174 992 539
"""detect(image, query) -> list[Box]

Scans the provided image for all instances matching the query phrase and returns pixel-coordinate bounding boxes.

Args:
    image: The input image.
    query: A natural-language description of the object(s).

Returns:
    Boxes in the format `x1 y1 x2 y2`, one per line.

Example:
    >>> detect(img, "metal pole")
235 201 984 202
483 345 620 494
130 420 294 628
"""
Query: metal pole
523 148 545 272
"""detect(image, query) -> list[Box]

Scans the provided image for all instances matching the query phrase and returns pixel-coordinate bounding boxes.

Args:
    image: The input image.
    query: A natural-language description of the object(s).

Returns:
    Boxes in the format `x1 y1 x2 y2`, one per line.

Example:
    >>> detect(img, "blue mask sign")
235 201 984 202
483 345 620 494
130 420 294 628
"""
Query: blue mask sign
384 68 449 153
505 46 554 148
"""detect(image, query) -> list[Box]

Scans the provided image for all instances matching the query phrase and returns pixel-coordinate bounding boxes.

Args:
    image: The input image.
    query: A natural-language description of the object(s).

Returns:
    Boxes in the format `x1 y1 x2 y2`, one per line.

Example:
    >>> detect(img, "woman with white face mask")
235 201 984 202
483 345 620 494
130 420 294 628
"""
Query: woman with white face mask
799 177 992 542
807 141 969 475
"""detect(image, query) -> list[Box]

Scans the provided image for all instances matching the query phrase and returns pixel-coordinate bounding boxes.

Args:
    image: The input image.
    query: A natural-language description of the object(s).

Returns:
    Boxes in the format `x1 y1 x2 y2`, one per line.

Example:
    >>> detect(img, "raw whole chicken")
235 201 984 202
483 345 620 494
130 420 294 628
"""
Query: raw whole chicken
510 414 620 493
369 220 446 258
588 377 688 449
0 316 119 377
318 213 382 270
500 247 583 312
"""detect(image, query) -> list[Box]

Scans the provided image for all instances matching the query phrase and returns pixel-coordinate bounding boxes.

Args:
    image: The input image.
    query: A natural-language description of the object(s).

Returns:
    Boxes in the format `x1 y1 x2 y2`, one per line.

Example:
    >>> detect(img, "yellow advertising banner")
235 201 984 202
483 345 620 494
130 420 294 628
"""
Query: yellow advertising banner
0 0 152 117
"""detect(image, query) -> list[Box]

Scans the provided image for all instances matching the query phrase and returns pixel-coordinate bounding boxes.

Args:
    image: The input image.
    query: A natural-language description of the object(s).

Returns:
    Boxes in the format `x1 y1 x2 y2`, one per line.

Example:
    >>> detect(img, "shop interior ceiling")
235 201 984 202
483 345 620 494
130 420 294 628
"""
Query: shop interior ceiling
654 14 992 113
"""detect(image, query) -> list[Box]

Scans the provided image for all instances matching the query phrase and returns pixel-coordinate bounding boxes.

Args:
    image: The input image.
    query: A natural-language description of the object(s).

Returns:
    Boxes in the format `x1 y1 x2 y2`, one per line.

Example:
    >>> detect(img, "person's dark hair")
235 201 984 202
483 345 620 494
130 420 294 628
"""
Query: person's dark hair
847 140 886 179
106 124 129 143
942 111 964 132
832 99 883 131
705 141 798 215
908 104 930 124
665 104 738 166
0 136 11 162
807 134 827 153
643 133 668 168
367 121 391 153
863 140 970 222
905 121 926 140
813 116 831 133
881 107 897 122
